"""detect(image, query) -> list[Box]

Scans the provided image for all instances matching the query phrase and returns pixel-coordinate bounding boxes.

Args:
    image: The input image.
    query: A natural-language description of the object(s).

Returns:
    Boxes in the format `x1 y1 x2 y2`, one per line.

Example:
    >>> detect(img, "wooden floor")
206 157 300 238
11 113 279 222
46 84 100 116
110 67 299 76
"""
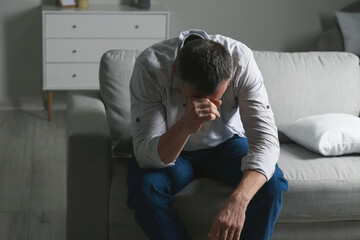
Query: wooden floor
0 110 66 240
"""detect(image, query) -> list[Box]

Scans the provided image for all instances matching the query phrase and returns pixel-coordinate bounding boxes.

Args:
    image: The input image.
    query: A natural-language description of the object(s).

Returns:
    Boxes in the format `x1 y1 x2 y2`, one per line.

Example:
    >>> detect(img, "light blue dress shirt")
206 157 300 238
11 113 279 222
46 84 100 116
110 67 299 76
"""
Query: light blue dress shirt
130 29 279 180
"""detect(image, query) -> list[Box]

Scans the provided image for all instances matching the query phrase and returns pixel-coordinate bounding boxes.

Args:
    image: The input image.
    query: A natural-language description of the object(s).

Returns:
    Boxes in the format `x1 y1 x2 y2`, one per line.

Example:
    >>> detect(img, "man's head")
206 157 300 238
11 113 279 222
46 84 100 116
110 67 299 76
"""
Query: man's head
175 38 233 97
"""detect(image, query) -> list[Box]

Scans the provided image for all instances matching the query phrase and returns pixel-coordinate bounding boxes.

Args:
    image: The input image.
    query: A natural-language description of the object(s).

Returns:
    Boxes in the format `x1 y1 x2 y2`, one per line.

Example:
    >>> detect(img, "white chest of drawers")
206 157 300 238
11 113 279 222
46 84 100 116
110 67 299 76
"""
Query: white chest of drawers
42 4 169 120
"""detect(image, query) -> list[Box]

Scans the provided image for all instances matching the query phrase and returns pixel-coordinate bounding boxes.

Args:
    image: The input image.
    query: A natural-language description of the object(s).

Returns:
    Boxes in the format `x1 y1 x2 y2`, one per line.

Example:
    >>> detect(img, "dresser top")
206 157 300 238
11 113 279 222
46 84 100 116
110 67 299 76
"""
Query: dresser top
42 4 168 14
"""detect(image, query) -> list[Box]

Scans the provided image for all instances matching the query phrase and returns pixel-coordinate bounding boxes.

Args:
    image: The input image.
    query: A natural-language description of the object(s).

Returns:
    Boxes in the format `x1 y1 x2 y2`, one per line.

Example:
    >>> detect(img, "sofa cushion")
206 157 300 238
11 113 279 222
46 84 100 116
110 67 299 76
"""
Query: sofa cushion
336 12 360 56
109 145 360 231
253 51 360 131
278 143 360 222
109 157 234 239
281 113 360 156
173 145 360 225
273 221 360 240
109 158 138 225
99 49 141 157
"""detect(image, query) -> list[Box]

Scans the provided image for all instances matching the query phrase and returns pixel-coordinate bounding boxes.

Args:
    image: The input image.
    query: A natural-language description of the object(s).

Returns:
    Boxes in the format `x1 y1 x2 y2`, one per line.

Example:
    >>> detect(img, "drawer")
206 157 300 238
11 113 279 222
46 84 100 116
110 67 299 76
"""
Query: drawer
45 14 167 38
45 39 160 62
44 63 99 90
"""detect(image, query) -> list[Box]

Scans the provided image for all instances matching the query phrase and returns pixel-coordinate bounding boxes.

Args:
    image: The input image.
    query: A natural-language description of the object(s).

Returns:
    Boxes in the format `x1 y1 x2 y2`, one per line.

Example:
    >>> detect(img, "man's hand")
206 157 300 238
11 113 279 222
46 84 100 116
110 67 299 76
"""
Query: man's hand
180 98 222 134
208 194 247 240
158 98 221 165
208 170 267 240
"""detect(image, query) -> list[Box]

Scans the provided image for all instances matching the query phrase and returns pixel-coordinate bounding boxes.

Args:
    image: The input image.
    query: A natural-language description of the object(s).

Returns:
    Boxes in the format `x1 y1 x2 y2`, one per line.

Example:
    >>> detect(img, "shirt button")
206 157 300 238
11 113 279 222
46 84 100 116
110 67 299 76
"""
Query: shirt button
266 105 270 109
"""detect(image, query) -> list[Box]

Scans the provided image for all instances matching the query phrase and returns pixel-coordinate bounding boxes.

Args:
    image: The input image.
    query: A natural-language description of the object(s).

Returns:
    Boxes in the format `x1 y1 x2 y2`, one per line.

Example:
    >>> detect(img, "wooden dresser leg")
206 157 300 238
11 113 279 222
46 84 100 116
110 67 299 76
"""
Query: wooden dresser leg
47 90 53 121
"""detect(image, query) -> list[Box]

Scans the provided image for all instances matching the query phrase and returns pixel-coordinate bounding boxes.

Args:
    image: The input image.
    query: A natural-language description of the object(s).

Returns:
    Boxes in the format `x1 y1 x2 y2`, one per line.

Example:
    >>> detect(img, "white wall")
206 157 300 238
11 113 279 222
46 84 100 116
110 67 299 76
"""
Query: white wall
159 0 354 51
0 0 355 109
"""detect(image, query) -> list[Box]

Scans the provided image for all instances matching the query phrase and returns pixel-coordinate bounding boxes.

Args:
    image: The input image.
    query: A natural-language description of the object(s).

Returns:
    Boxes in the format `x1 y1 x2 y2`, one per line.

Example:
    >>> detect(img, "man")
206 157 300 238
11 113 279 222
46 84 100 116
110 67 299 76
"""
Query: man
127 29 288 240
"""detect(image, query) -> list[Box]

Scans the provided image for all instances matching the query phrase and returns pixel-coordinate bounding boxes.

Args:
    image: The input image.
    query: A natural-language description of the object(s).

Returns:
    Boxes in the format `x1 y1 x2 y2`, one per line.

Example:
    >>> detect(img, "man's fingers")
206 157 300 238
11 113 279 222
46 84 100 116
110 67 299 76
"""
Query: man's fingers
208 221 220 240
188 98 221 123
211 99 222 107
226 227 236 240
197 105 220 119
210 104 221 118
209 226 238 240
234 229 241 240
199 113 217 122
202 108 220 118
219 227 229 240
193 98 221 108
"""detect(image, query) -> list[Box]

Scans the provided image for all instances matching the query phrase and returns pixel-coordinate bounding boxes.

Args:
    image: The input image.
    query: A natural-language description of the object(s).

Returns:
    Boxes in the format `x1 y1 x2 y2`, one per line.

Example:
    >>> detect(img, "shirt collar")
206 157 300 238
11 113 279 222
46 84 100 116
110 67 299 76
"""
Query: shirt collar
178 29 211 49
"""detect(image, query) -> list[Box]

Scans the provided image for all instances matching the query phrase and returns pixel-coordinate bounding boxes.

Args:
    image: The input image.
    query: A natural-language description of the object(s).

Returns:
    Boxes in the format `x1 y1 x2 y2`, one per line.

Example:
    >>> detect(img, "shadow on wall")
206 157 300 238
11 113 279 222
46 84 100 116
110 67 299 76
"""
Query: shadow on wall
282 36 320 52
283 0 359 52
316 0 360 51
319 0 360 32
4 5 43 107
282 0 358 52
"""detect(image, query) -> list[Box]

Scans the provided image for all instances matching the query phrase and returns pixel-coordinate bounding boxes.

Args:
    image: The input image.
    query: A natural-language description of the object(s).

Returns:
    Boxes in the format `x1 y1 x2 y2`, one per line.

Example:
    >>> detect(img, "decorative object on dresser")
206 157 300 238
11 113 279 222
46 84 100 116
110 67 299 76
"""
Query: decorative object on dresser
129 0 151 9
58 0 76 8
42 4 169 121
78 0 89 9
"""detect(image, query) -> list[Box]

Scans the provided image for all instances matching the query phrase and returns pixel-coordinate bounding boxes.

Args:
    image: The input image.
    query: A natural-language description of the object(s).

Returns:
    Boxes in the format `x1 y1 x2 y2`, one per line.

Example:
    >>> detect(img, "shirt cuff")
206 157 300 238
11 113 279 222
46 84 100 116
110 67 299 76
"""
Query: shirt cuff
241 152 278 181
135 136 176 169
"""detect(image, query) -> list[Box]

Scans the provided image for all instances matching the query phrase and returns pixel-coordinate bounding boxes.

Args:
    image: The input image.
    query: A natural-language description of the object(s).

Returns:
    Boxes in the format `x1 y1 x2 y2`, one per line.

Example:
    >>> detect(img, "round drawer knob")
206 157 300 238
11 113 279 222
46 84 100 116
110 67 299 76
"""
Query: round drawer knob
72 74 77 78
72 25 77 28
134 25 139 29
72 50 77 53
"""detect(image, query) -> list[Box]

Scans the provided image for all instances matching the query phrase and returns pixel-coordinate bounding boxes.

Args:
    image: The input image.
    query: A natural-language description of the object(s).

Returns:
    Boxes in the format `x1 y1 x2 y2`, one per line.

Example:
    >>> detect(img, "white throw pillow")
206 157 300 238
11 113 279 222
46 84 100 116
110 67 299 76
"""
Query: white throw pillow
281 113 360 156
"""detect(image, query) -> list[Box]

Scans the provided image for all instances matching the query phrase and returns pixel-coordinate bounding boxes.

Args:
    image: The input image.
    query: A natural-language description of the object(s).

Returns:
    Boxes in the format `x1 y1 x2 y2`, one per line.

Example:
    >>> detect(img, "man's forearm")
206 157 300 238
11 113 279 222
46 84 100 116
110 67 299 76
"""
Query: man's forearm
158 118 191 165
232 170 267 205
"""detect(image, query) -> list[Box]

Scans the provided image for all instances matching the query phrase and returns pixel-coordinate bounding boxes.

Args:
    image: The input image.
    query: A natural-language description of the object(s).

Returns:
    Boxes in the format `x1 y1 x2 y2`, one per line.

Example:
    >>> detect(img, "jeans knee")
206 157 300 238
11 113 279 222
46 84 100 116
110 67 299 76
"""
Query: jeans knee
131 174 172 208
262 169 288 200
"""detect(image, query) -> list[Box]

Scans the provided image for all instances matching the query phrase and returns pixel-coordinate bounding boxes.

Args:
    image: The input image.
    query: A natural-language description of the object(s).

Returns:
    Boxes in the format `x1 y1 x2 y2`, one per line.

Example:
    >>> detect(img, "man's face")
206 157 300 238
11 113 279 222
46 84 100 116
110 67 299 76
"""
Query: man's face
179 81 229 102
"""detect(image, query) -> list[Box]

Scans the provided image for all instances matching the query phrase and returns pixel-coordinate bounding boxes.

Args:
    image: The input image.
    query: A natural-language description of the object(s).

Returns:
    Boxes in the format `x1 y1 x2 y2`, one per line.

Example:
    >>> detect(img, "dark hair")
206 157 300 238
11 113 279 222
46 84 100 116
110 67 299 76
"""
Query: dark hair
175 38 233 95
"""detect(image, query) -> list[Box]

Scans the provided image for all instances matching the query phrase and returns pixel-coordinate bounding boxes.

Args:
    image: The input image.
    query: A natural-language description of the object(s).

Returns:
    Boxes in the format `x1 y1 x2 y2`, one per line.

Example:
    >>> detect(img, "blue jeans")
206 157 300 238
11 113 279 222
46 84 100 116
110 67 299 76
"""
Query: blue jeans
127 135 288 240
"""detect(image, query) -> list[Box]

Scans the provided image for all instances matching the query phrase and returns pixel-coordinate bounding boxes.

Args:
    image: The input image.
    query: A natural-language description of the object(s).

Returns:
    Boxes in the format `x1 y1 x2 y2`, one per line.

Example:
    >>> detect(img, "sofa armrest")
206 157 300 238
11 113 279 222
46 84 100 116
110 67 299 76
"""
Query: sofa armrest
66 90 112 240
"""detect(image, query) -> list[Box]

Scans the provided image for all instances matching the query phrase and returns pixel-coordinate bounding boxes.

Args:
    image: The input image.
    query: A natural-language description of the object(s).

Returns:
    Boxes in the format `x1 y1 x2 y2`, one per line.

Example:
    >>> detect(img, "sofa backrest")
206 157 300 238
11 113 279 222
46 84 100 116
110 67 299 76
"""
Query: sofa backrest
253 51 360 129
100 49 360 155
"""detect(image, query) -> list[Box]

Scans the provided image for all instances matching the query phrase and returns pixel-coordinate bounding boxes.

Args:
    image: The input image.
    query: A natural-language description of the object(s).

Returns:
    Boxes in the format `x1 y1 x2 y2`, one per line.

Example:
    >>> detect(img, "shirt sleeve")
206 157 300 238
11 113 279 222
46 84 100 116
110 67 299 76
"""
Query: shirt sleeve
235 53 280 181
129 58 175 169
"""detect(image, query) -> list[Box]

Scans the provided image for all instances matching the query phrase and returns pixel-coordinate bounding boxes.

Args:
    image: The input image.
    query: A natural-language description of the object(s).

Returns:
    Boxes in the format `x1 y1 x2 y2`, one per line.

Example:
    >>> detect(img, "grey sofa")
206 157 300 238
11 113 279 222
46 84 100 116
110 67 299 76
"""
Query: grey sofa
67 49 360 240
